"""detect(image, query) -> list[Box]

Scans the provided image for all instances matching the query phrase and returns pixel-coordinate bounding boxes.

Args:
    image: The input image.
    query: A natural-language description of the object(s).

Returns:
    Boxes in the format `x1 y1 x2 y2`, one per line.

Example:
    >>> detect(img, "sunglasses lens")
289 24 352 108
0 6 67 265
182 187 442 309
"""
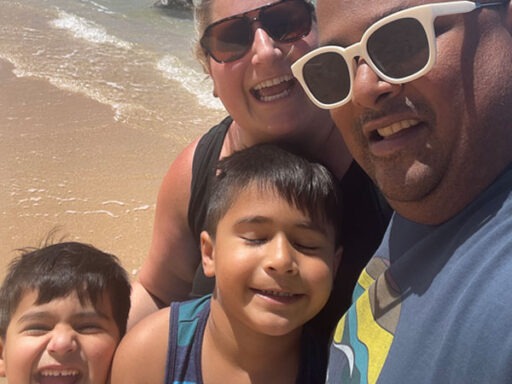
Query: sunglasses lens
202 0 312 63
368 18 429 79
302 51 351 106
262 0 312 42
202 18 253 62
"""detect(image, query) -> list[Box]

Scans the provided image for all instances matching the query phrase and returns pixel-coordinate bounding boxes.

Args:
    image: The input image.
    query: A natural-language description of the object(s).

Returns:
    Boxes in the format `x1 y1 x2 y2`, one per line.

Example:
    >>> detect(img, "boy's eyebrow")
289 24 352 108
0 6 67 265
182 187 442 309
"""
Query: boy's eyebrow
72 311 112 321
235 216 329 235
17 309 110 324
235 215 271 225
296 221 329 236
17 311 53 324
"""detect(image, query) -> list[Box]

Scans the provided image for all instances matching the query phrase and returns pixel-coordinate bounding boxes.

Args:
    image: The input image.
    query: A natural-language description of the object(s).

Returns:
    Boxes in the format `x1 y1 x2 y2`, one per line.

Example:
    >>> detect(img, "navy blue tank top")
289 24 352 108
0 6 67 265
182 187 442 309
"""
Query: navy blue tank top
165 296 326 384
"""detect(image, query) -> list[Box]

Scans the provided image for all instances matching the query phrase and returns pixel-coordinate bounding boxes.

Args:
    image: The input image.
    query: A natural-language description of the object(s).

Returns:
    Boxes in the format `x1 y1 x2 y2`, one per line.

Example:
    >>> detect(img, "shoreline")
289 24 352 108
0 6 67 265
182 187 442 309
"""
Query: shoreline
0 58 194 280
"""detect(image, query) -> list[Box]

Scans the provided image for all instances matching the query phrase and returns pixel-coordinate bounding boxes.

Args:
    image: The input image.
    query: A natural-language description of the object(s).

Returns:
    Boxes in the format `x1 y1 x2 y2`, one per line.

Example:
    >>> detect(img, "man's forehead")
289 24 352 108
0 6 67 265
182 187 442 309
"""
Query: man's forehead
315 0 433 45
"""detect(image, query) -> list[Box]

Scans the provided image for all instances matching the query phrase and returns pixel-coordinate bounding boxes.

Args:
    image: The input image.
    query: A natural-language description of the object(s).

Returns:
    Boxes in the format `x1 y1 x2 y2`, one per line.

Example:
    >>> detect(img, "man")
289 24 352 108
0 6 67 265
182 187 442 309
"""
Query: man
291 0 512 382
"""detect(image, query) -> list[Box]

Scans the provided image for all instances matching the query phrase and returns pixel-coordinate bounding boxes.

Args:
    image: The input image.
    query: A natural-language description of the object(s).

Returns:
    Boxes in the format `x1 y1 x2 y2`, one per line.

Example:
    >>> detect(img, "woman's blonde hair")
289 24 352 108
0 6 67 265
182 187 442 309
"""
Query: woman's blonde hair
192 0 214 72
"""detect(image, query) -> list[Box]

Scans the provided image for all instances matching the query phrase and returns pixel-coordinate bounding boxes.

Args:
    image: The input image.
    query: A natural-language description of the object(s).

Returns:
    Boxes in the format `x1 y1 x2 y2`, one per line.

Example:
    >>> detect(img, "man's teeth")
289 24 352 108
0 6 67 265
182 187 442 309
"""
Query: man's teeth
260 290 294 297
377 119 419 138
253 75 293 91
40 370 80 377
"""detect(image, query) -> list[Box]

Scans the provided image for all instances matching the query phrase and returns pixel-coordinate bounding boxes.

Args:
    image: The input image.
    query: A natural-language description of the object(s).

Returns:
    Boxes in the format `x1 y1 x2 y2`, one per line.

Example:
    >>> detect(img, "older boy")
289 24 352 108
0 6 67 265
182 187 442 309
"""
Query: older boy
111 144 343 384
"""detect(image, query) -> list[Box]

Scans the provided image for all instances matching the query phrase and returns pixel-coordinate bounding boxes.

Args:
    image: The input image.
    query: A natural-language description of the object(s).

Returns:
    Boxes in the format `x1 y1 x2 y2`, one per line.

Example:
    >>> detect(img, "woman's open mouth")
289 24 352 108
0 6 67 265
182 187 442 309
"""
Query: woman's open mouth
251 75 295 102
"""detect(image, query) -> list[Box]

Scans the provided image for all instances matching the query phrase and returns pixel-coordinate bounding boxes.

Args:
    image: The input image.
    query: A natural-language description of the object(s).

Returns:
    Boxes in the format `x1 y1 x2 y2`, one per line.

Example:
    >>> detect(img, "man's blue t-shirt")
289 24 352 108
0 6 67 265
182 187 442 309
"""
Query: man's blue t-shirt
327 165 512 383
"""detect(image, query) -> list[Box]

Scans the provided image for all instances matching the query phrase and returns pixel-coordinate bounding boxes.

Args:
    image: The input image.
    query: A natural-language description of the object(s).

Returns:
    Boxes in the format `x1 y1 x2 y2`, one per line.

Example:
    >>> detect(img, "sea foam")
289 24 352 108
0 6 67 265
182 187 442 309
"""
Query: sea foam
50 11 132 50
157 54 224 111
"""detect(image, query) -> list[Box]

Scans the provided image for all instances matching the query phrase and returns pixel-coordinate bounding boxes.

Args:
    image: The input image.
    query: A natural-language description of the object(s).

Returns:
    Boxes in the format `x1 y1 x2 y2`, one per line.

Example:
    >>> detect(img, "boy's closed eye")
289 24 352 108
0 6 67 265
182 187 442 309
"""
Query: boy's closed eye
72 311 115 334
240 234 269 246
237 227 330 255
73 321 107 334
292 242 322 253
20 323 53 336
239 235 322 251
17 312 54 335
17 311 111 335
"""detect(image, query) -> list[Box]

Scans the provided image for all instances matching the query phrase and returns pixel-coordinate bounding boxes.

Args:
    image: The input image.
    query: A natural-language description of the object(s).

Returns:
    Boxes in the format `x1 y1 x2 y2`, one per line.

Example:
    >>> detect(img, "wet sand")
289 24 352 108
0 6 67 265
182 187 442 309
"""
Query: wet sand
1 58 155 278
0 58 221 280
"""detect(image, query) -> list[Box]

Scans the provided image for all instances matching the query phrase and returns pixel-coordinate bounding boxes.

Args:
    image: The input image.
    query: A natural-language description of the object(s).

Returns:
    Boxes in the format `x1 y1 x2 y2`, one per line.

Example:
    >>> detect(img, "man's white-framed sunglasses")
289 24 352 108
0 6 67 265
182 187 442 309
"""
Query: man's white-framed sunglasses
291 0 508 109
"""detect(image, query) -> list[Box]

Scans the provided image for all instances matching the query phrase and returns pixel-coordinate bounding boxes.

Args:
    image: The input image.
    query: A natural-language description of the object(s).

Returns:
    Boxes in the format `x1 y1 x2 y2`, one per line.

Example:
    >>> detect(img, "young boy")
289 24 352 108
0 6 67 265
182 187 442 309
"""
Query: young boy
111 144 343 384
0 241 131 384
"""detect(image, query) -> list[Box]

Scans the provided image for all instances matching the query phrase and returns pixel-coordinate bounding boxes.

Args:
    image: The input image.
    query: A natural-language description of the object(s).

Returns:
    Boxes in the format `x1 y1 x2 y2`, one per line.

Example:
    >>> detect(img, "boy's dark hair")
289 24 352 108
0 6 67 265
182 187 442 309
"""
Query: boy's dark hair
0 242 131 338
204 143 342 245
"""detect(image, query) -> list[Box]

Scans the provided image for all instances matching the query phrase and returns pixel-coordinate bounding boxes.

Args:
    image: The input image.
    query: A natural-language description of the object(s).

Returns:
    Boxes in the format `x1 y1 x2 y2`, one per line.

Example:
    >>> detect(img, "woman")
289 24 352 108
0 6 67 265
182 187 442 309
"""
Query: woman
129 0 391 341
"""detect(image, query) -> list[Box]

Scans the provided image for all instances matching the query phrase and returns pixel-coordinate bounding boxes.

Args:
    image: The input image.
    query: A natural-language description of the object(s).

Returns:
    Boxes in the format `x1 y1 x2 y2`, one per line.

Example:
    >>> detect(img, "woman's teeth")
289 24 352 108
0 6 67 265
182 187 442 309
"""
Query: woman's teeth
252 75 294 102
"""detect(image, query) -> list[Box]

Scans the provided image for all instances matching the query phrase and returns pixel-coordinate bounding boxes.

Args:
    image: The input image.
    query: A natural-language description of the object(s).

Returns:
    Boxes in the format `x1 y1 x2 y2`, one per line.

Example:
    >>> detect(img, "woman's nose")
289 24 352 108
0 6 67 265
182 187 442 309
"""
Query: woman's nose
251 27 282 65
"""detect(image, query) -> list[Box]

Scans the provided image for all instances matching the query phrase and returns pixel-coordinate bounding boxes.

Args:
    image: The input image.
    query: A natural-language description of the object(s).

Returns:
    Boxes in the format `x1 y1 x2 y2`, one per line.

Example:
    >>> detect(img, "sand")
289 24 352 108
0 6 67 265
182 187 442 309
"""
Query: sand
0 57 226 382
0 57 205 280
1 59 153 278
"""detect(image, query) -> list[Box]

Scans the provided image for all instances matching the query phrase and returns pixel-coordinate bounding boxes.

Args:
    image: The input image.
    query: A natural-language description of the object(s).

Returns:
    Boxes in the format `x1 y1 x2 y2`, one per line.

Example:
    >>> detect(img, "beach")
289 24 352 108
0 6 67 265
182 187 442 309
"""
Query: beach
0 0 227 280
0 3 226 379
0 58 224 280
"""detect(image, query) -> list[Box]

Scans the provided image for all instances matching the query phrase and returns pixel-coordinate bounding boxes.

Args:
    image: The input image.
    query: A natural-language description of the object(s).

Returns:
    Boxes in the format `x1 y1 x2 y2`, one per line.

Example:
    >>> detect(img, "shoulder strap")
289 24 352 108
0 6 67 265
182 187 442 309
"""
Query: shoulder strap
188 116 232 240
165 296 211 384
297 325 328 383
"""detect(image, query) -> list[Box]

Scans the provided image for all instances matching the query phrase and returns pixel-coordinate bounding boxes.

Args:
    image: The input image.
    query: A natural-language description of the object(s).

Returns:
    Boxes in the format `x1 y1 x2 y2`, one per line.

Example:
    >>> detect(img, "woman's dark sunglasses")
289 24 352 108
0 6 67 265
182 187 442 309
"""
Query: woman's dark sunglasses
200 0 314 63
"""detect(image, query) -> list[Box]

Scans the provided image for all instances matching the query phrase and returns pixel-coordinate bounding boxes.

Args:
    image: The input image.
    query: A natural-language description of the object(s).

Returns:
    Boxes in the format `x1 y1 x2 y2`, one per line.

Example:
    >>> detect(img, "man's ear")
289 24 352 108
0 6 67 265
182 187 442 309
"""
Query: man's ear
0 337 6 377
507 1 512 31
200 231 216 278
333 245 343 277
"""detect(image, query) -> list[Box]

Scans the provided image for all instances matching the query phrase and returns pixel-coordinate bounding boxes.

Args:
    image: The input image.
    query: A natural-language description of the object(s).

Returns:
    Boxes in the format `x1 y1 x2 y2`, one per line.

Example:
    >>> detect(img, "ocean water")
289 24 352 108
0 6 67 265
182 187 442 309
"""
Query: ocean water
0 0 225 136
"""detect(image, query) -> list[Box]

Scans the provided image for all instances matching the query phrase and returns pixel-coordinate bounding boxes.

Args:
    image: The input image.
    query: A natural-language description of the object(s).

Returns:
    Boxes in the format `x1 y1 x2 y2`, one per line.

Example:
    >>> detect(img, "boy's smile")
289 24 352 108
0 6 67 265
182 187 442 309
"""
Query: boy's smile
202 183 341 336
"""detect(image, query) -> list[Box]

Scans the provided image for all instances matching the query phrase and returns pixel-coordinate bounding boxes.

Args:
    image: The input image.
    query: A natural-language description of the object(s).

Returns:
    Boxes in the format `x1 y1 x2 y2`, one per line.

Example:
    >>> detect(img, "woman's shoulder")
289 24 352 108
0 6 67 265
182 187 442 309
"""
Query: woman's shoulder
171 115 232 177
193 116 232 165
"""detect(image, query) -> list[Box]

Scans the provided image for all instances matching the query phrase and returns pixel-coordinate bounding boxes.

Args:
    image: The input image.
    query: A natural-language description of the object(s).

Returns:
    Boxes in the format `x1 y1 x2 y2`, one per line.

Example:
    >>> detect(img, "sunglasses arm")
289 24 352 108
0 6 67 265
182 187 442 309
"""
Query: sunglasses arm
430 0 507 18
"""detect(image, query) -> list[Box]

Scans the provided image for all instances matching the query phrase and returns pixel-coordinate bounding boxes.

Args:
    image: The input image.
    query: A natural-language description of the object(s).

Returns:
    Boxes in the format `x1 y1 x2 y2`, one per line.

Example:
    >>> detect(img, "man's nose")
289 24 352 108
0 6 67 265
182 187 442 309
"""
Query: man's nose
351 58 402 108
